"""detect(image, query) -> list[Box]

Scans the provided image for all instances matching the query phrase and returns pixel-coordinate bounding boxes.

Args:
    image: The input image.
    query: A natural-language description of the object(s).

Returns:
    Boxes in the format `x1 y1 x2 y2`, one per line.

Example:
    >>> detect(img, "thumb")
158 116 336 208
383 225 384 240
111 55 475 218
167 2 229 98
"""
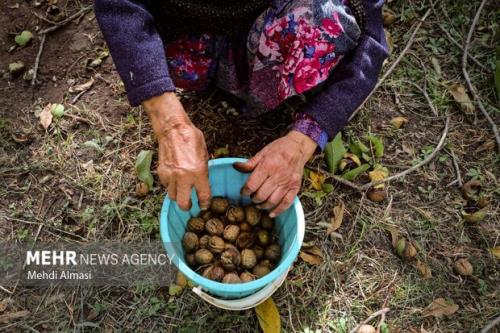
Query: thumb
233 154 262 173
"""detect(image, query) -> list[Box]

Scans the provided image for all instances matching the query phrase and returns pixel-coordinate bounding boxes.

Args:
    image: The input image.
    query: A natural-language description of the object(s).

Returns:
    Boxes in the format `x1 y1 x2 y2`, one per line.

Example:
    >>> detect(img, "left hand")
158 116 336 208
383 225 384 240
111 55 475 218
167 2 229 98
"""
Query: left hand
234 130 317 217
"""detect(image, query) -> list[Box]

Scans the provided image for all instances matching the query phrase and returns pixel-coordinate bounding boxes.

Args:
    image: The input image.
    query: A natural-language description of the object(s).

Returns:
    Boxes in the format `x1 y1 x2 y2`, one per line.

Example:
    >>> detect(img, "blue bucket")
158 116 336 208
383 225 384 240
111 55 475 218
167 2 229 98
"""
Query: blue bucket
160 158 305 306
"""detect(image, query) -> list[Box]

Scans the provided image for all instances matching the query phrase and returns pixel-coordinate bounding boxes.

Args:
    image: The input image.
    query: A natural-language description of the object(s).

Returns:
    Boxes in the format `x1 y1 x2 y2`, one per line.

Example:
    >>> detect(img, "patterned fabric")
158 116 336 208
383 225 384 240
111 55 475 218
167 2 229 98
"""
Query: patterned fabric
292 113 330 149
164 0 361 148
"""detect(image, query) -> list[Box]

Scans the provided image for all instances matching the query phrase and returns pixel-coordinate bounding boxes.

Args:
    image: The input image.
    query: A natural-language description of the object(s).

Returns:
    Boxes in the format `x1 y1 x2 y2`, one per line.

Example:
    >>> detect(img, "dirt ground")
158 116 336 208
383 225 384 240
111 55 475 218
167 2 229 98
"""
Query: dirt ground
0 0 499 332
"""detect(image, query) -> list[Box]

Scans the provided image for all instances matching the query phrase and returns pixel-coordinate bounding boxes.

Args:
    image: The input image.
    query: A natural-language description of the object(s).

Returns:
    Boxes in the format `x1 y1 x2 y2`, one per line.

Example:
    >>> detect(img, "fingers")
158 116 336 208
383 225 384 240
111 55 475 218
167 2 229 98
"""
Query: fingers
167 180 177 202
176 181 193 211
251 177 276 204
269 190 296 218
233 154 262 174
257 186 287 210
194 176 211 210
241 164 269 197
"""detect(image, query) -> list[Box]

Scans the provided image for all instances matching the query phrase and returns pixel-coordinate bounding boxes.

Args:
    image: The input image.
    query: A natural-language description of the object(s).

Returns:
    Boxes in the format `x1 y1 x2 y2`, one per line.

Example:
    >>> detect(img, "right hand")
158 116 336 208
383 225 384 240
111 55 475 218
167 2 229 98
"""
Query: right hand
143 92 211 211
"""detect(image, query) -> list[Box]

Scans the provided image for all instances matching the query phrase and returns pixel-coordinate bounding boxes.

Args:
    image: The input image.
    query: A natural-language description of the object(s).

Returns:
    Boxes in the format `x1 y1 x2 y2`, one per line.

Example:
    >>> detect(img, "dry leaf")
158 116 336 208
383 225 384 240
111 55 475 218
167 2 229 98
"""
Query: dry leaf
39 104 53 129
382 9 396 27
386 226 399 247
309 171 325 191
299 251 322 265
327 201 345 234
255 297 281 333
69 77 94 93
448 83 474 114
422 298 459 318
385 29 394 55
0 310 30 324
415 260 432 279
302 245 323 257
390 116 408 129
490 247 500 259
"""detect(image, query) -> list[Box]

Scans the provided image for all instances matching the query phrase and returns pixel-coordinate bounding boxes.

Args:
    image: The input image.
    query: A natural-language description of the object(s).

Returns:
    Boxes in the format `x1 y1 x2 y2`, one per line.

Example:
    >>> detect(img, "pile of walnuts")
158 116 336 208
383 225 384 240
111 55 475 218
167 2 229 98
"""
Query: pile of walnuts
182 197 282 284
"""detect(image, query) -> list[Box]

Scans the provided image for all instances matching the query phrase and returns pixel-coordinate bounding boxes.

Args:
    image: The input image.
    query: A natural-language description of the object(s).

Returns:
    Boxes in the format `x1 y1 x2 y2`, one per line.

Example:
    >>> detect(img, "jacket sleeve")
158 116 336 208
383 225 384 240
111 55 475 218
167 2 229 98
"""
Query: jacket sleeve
300 0 389 140
94 0 175 106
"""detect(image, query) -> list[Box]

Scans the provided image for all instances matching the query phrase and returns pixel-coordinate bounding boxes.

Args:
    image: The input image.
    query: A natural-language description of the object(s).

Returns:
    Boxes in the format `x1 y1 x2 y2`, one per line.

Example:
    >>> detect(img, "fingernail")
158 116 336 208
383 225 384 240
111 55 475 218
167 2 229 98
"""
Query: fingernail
269 213 276 218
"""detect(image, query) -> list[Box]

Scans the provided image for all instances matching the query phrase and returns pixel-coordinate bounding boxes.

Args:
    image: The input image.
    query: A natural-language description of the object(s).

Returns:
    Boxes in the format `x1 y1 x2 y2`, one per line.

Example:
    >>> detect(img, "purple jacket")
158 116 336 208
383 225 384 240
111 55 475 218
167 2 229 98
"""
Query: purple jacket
94 0 388 148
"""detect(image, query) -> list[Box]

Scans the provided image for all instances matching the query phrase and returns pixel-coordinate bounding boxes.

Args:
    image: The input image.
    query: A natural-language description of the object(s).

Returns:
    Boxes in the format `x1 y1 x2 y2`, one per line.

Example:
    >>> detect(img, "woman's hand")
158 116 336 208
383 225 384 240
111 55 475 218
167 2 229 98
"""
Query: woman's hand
143 92 211 211
234 131 317 217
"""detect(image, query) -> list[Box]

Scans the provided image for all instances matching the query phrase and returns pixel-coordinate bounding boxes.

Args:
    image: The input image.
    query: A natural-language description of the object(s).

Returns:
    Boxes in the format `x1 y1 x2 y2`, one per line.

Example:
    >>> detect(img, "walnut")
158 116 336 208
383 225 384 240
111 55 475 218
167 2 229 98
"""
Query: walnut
265 243 281 261
454 258 473 276
223 224 240 243
241 249 257 270
261 214 274 230
222 272 241 284
185 253 196 267
205 218 224 236
182 232 199 253
239 272 256 283
199 235 210 249
256 229 270 246
239 222 252 232
187 217 205 234
259 259 276 270
245 206 262 226
202 264 225 282
220 247 241 271
236 232 255 250
194 249 213 265
252 264 270 278
252 246 264 260
208 235 225 254
200 210 213 221
226 206 245 223
210 197 229 214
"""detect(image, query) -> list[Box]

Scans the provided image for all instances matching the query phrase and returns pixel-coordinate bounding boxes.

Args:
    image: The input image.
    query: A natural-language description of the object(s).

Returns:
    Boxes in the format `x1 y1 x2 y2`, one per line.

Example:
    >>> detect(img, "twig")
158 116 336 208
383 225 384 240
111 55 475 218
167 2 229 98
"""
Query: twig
31 34 46 86
461 0 500 153
360 115 450 190
448 150 463 187
328 174 364 192
481 315 500 333
348 308 390 333
401 80 438 116
38 6 92 35
349 9 432 121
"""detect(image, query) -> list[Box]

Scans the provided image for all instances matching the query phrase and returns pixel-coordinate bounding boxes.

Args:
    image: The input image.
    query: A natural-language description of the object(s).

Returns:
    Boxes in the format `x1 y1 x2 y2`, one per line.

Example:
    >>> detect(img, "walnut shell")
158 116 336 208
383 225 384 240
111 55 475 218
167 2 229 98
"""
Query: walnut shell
261 214 274 229
222 272 242 284
194 249 213 265
252 246 265 260
185 253 196 267
239 222 252 232
454 258 473 276
205 218 224 236
226 206 245 223
265 243 281 261
239 272 256 283
187 217 205 234
259 259 276 270
245 206 262 226
241 249 257 270
256 229 270 246
208 235 225 254
182 232 199 253
223 224 240 242
236 232 255 250
220 247 241 271
202 264 225 282
210 197 229 214
200 210 213 221
252 264 270 278
199 235 210 249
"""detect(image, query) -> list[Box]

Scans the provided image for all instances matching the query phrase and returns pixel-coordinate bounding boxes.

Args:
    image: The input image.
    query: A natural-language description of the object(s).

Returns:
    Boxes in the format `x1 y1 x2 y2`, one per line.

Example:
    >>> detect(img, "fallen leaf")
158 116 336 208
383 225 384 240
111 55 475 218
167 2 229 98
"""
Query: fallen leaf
135 150 154 191
255 297 280 333
69 77 95 93
385 29 394 55
490 247 500 259
386 226 399 247
299 251 322 265
327 201 345 234
39 104 53 129
309 171 325 191
422 298 459 318
325 132 346 174
302 245 323 257
14 31 33 47
390 116 409 129
382 9 396 27
415 260 432 279
448 83 474 114
342 164 370 181
168 284 183 297
0 310 30 324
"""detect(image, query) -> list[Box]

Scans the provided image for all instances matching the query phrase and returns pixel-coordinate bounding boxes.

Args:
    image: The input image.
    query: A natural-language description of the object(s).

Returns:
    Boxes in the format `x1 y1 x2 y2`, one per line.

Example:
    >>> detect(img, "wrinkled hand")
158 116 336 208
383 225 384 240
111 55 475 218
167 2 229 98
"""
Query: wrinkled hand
234 131 317 217
143 92 211 211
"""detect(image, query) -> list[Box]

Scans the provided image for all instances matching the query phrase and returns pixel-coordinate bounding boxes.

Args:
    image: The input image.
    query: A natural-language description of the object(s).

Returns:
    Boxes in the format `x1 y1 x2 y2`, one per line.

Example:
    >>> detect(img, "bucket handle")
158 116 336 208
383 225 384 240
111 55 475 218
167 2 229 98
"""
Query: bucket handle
192 269 289 311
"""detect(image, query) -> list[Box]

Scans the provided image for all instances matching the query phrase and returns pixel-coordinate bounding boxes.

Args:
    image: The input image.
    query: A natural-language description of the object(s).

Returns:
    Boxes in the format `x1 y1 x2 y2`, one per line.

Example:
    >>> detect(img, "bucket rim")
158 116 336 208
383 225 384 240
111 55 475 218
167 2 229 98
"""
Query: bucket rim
160 157 305 295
